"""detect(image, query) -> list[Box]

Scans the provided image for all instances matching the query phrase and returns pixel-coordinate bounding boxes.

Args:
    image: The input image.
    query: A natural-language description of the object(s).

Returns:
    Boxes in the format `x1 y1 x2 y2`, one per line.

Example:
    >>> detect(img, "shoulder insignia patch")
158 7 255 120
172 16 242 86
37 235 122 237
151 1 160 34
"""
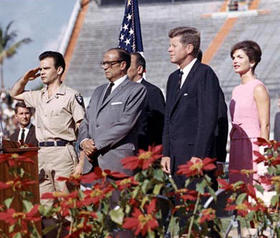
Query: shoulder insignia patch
75 94 85 108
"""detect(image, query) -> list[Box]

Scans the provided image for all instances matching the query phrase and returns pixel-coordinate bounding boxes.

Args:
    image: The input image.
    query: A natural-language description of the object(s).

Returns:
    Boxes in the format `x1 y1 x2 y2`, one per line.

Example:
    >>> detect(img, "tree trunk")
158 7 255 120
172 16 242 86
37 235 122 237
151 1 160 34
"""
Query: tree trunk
0 62 4 90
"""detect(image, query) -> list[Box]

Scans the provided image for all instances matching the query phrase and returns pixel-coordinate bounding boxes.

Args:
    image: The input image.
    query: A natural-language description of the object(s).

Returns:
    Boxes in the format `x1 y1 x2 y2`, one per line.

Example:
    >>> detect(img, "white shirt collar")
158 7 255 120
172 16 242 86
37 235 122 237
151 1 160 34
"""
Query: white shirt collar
180 58 197 88
17 123 31 142
136 78 143 83
111 75 127 92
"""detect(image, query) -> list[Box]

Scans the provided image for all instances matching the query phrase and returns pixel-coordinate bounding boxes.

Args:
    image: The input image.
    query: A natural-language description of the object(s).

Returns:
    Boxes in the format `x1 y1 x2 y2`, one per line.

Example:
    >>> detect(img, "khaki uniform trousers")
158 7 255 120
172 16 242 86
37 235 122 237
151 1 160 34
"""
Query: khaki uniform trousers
38 144 78 207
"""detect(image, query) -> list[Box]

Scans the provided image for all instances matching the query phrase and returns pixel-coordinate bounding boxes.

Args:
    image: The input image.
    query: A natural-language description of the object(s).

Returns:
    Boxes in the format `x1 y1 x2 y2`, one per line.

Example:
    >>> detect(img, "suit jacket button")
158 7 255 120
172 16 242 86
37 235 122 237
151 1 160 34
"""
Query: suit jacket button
96 124 99 128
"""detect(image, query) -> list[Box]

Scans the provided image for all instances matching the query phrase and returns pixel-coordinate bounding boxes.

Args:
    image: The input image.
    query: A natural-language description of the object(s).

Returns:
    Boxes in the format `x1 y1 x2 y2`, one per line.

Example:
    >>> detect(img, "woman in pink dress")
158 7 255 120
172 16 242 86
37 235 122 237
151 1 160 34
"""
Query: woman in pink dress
229 40 270 185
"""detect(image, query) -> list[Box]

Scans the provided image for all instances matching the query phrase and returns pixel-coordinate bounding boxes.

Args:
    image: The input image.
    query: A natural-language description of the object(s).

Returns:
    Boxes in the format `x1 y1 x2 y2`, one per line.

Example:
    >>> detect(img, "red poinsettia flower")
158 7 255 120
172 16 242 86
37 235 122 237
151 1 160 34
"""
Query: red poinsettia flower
115 177 139 190
0 152 35 167
175 188 198 201
121 145 163 170
258 175 272 186
253 150 267 164
254 137 271 147
0 204 41 226
57 175 82 186
81 167 127 184
122 199 159 236
0 176 36 191
270 155 280 166
229 169 255 178
41 191 79 200
198 208 216 224
246 184 256 200
82 183 114 206
217 179 234 191
226 201 252 217
176 157 216 177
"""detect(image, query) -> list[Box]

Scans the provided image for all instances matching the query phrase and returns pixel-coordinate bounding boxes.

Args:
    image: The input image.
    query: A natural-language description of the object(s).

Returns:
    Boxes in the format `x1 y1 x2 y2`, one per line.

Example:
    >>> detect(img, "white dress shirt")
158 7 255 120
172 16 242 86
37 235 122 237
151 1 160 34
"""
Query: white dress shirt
180 58 197 88
17 123 32 142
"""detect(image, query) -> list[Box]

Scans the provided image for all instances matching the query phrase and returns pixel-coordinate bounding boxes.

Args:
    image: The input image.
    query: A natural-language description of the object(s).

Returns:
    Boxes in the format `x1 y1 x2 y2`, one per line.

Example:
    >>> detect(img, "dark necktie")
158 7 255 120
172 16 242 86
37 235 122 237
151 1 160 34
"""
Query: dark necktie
103 82 114 103
20 128 25 144
176 70 183 94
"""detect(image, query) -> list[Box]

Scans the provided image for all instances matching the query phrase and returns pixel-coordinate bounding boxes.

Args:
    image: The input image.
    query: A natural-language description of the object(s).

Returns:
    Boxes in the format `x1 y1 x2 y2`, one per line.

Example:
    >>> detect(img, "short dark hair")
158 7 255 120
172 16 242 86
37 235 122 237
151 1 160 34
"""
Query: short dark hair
14 102 31 114
108 48 131 70
168 26 200 57
39 51 66 74
131 52 146 71
230 40 262 73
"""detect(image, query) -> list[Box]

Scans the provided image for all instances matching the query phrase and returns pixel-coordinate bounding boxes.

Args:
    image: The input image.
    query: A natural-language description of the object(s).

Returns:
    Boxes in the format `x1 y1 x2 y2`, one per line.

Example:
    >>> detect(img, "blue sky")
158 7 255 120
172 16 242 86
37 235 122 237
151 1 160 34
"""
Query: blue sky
0 0 76 90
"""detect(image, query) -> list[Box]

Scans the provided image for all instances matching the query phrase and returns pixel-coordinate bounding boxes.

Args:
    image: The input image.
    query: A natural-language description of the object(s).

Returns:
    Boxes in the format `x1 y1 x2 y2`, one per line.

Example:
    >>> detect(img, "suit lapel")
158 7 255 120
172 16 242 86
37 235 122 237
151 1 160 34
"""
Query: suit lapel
98 78 129 113
96 84 107 115
25 124 33 144
170 60 201 116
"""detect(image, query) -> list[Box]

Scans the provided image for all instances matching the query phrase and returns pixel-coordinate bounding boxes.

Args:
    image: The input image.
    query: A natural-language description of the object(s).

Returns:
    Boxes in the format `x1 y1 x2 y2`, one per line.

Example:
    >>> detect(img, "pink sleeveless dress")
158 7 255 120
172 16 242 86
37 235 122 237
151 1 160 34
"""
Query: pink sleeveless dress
229 79 266 185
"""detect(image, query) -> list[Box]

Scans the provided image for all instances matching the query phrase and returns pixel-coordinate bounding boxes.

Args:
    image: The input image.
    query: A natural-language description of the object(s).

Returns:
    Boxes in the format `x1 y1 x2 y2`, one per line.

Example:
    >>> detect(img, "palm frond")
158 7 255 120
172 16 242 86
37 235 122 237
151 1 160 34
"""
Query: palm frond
0 38 31 64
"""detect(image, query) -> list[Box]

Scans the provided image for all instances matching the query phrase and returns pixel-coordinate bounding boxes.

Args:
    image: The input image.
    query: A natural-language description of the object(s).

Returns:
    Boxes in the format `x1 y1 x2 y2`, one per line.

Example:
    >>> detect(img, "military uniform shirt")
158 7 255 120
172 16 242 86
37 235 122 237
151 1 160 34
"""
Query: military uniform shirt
22 83 85 142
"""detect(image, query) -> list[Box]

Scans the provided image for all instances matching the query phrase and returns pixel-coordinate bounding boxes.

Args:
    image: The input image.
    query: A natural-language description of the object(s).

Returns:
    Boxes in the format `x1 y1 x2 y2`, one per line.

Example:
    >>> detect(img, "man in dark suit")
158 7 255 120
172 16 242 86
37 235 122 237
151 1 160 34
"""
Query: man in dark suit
161 26 221 188
78 48 146 176
9 101 38 146
274 112 280 141
127 52 165 150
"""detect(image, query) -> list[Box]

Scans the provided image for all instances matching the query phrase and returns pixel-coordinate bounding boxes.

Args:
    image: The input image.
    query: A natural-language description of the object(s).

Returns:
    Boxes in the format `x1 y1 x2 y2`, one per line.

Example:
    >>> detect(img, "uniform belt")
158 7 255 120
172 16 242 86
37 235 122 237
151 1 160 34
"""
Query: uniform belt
39 141 73 147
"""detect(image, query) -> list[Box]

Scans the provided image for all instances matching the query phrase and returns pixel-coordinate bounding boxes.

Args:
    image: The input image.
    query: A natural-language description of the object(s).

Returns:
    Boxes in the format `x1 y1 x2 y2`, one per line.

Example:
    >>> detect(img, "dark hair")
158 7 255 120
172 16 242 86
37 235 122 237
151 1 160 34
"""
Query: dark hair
230 40 262 73
108 48 131 70
39 51 66 74
168 26 200 57
14 102 31 114
131 52 146 71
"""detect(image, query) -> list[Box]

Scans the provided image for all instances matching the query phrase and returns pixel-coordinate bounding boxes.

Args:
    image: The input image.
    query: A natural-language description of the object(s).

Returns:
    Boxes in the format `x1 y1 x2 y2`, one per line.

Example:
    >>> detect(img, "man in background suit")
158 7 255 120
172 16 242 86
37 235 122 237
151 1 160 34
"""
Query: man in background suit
78 48 146 176
197 50 228 174
274 99 280 141
9 101 38 146
127 52 165 150
161 27 221 188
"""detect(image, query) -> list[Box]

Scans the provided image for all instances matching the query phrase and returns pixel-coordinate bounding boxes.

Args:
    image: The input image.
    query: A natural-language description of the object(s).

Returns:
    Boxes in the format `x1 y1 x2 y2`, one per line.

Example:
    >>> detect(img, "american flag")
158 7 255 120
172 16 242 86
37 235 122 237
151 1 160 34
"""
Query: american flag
118 0 143 53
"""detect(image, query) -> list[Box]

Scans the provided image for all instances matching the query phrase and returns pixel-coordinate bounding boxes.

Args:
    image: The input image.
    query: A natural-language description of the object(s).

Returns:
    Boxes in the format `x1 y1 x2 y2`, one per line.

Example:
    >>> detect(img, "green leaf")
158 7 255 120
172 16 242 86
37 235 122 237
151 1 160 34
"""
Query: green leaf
196 180 207 194
141 179 150 194
140 196 150 209
9 224 15 233
153 169 164 181
125 204 131 214
4 197 14 208
153 184 162 195
22 200 33 212
109 207 124 225
12 232 22 238
168 216 179 236
147 230 155 238
270 195 279 207
236 193 247 204
208 186 216 201
255 184 264 193
132 186 140 198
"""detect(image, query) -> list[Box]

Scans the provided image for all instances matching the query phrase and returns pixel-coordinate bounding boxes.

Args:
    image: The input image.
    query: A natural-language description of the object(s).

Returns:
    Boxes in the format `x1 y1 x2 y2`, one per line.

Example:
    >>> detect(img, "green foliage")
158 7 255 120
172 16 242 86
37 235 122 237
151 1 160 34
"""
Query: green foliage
1 141 280 237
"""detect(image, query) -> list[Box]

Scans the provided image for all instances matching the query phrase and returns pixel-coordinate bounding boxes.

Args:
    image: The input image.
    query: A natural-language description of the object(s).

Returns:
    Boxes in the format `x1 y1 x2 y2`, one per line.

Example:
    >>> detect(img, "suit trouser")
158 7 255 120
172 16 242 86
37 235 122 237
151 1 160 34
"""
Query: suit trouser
38 145 78 207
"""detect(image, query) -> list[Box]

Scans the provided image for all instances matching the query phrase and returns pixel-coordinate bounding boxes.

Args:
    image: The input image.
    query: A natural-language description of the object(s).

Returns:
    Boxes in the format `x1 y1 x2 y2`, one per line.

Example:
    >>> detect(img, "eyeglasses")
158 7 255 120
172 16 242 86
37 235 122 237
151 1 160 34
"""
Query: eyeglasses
100 60 122 68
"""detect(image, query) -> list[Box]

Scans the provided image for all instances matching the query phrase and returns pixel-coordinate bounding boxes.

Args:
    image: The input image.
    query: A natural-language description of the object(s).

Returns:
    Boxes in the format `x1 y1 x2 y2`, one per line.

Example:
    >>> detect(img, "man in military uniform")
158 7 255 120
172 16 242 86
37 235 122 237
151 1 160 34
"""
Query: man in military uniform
10 51 85 205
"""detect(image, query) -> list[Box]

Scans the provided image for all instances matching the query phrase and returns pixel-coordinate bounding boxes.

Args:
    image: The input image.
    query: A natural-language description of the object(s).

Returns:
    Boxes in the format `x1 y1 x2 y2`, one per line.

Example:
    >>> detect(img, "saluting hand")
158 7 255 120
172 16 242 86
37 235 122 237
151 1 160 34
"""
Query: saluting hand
23 67 40 82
